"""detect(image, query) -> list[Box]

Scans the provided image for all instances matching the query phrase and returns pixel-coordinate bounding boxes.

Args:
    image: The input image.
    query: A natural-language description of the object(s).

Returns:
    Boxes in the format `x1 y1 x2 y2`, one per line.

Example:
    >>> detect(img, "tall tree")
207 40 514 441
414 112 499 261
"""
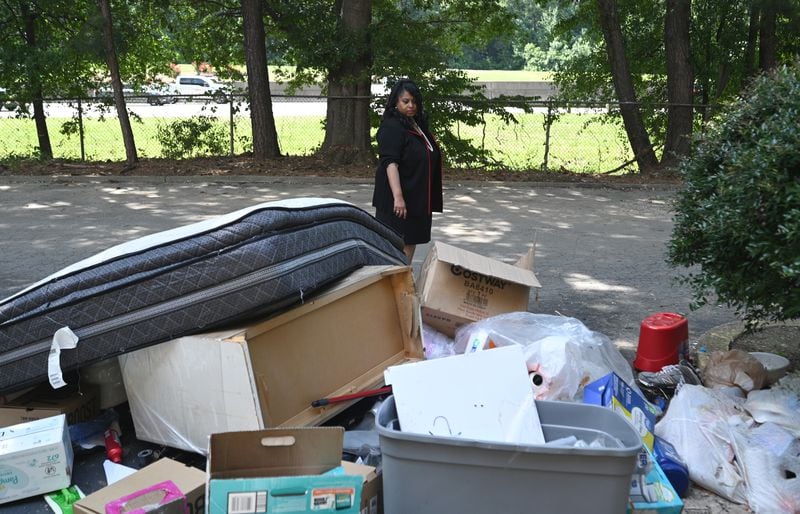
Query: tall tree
97 0 137 166
19 2 53 159
241 0 280 158
319 0 373 164
662 0 693 168
595 0 659 173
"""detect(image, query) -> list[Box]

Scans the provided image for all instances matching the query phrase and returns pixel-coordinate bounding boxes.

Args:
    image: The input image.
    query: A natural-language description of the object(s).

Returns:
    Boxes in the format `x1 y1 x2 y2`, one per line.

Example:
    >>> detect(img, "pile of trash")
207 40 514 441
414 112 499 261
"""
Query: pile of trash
422 311 800 513
0 200 797 514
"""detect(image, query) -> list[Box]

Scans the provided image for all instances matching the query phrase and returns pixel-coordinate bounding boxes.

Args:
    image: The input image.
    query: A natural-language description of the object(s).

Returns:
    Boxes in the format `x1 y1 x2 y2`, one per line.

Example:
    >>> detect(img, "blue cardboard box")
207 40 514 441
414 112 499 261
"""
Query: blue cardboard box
207 427 363 514
627 447 683 514
583 372 659 449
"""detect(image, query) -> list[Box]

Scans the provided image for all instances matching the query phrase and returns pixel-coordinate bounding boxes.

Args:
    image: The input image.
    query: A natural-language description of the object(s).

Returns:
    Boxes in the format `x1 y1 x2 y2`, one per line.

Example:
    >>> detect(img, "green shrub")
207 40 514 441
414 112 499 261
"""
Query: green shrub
668 62 800 325
156 116 228 159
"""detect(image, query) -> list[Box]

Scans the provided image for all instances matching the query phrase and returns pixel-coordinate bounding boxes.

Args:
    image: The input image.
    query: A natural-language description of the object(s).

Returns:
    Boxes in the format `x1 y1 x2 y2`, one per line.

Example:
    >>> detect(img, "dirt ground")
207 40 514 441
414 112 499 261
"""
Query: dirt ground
0 155 684 185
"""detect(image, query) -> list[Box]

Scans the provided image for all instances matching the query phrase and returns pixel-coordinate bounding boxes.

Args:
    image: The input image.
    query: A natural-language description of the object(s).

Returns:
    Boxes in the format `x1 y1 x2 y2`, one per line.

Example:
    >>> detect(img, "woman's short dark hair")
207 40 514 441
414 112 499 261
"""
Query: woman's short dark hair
383 78 428 129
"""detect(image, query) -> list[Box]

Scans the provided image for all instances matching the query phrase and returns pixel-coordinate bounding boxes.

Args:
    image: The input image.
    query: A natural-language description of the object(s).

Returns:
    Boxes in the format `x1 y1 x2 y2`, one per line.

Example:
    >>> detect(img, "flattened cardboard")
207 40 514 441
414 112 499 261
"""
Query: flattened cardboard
73 458 206 514
418 241 540 336
207 427 363 514
121 265 423 454
0 383 99 428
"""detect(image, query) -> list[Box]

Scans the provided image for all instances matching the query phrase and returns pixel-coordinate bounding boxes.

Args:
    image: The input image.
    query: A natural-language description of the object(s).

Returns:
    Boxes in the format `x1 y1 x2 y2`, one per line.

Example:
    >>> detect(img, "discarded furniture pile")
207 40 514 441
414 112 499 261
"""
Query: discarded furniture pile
1 199 797 514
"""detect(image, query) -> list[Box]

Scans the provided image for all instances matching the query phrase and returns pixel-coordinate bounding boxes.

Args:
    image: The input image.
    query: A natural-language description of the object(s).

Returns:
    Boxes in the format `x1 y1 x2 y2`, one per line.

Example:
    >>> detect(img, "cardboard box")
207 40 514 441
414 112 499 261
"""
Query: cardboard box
628 447 684 514
73 457 206 514
583 372 659 450
339 461 382 514
0 383 99 428
0 414 73 505
207 427 364 514
104 480 186 514
120 265 423 454
417 241 540 336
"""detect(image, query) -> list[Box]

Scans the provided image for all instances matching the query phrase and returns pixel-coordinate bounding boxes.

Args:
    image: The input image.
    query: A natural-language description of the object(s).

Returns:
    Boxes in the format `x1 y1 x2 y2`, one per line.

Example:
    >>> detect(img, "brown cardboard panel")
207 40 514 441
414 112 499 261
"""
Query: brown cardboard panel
0 383 99 428
244 267 422 427
340 461 382 514
208 427 344 480
73 458 206 514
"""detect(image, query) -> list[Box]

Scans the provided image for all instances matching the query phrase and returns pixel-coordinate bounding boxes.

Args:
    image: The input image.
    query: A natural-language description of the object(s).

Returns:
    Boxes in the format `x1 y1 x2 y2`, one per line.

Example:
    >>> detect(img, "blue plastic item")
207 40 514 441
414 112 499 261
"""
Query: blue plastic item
653 436 690 497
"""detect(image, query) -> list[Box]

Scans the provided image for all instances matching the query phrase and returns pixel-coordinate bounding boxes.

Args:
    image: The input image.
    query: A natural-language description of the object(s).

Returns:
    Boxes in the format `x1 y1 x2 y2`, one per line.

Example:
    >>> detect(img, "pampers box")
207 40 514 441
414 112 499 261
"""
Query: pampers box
0 414 73 505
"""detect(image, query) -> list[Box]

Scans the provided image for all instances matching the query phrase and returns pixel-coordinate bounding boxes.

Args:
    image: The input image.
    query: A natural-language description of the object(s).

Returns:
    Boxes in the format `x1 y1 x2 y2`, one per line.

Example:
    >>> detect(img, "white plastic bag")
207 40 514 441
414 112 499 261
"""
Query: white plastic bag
453 312 635 401
731 422 800 513
654 384 750 504
421 323 456 360
745 377 800 437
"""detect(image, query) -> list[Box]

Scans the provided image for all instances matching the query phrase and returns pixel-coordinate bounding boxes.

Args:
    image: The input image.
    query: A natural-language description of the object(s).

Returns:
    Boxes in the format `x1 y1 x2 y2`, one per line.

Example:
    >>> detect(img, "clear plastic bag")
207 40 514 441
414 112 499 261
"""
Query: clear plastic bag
454 312 636 401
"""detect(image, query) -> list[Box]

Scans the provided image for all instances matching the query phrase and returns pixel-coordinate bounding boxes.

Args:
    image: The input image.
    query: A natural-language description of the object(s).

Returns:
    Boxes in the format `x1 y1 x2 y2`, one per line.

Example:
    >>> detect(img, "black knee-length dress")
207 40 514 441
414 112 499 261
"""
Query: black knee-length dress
372 115 443 245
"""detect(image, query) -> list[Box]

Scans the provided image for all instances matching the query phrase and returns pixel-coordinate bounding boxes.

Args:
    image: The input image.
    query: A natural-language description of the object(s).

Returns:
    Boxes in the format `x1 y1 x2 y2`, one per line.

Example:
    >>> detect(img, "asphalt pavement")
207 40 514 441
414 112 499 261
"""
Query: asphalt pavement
0 175 745 513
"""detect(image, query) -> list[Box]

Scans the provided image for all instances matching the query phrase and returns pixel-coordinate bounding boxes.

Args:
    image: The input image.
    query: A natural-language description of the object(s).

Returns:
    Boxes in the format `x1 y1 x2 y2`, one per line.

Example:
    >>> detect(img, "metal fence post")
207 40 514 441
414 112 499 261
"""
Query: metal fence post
78 98 86 162
543 99 553 172
229 95 235 157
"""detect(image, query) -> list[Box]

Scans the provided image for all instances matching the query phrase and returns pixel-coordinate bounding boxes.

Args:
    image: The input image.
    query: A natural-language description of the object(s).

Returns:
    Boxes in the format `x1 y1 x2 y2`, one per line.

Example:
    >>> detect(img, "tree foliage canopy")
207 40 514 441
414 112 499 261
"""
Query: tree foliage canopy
668 62 800 325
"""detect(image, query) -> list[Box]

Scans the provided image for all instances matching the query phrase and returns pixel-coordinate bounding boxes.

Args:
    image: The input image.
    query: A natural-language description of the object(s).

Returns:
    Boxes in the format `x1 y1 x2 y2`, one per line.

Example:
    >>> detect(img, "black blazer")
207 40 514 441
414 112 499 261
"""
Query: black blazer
372 115 443 217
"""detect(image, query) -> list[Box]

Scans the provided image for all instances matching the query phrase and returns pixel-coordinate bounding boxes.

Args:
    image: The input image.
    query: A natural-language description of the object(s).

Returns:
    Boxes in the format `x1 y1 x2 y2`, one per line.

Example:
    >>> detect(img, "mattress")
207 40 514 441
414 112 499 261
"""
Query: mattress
0 198 406 393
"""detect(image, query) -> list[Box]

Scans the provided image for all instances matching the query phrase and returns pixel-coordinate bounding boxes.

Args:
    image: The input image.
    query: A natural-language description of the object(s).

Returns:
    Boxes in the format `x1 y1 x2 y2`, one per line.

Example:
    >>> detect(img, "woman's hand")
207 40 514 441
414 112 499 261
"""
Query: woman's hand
386 163 406 218
393 198 407 219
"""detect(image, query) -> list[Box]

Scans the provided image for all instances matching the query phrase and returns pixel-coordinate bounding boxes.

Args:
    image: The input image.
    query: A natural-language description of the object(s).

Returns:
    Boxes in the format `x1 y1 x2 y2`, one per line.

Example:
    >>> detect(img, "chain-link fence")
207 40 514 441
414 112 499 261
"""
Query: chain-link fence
0 94 645 173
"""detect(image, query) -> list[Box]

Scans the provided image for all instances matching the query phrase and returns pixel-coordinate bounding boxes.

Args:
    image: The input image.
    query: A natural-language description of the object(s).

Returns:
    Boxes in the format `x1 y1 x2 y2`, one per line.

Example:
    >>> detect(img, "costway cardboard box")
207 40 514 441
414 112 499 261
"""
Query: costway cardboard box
0 414 73 505
120 265 423 454
0 383 99 428
418 241 541 336
207 427 363 514
73 457 206 514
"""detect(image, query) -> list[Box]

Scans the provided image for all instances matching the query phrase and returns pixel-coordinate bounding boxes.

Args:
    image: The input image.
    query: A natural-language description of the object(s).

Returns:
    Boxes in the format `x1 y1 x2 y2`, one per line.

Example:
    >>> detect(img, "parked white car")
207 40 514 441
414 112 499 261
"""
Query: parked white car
143 82 179 106
174 75 228 103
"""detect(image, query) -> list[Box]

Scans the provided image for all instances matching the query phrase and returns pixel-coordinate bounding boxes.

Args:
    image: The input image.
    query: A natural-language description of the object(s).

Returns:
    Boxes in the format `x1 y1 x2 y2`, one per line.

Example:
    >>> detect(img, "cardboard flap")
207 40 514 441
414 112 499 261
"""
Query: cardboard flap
433 241 541 288
209 427 344 479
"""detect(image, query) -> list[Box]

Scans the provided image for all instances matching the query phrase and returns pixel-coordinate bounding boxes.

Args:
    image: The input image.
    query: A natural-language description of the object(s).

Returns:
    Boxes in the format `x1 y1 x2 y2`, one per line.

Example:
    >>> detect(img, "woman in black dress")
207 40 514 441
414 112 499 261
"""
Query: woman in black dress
372 79 443 262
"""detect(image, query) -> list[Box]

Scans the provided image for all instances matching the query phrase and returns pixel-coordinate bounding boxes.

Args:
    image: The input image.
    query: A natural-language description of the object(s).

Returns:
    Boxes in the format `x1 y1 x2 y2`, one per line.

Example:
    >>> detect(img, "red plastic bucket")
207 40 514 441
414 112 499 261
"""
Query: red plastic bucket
633 313 688 372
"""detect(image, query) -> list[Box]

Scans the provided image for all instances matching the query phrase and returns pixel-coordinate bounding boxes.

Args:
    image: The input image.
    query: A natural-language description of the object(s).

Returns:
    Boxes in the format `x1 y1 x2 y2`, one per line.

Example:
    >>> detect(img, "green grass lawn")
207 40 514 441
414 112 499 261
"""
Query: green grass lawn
0 109 629 172
463 70 553 82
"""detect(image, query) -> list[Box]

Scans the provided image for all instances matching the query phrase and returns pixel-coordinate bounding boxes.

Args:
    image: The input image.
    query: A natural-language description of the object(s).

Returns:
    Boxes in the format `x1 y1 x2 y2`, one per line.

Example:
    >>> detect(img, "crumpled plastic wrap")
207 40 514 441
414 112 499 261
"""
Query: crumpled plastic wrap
655 384 750 504
453 312 635 401
744 374 800 437
421 323 456 360
656 383 800 512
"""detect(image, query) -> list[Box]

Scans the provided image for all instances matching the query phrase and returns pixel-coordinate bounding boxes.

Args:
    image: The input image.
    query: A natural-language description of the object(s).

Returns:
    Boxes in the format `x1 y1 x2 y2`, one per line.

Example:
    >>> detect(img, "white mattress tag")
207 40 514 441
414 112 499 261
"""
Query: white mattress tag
48 327 79 389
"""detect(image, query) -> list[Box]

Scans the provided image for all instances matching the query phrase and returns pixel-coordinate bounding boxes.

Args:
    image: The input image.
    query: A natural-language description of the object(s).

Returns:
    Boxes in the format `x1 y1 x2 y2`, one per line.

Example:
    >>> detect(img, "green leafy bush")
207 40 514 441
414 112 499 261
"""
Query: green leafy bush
668 62 800 325
156 116 228 159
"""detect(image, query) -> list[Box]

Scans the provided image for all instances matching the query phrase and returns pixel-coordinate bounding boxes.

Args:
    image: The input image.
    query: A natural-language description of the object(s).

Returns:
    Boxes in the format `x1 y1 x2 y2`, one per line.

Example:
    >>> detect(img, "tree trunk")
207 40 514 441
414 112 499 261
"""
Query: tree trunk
97 0 137 166
662 0 693 170
743 5 760 78
241 0 281 159
595 0 660 174
758 1 777 71
21 3 52 160
320 0 374 165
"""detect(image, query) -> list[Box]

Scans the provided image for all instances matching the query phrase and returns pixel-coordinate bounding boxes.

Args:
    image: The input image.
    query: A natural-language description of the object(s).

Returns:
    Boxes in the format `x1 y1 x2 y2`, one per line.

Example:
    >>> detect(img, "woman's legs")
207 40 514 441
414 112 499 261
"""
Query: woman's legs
403 244 416 262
